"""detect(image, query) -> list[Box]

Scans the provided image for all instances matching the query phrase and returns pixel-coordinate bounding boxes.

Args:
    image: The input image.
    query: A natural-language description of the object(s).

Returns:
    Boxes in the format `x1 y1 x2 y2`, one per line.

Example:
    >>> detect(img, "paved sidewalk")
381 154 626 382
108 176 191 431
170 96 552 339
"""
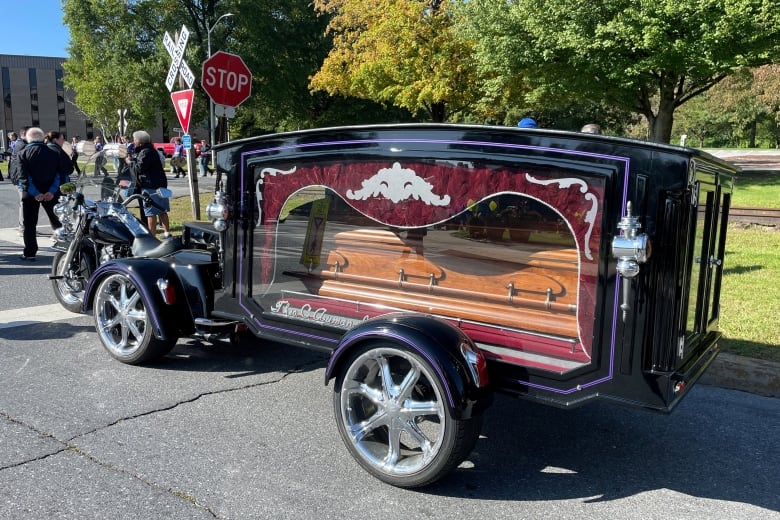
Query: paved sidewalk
704 149 780 170
701 352 780 398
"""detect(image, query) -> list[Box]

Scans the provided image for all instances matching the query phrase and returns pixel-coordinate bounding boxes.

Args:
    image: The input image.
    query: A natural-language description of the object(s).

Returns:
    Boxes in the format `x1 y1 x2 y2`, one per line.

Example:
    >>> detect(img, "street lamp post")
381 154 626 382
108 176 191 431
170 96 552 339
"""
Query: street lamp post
207 12 234 146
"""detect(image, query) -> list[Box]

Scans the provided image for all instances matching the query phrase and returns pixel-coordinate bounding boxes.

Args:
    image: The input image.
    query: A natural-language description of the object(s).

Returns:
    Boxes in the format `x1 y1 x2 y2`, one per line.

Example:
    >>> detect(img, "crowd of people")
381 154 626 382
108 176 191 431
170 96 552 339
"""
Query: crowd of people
2 127 215 261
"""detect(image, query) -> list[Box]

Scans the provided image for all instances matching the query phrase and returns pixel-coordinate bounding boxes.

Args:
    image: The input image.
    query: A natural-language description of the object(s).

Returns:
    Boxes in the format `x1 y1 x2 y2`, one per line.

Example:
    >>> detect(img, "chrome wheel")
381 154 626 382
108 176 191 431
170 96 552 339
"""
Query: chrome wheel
51 251 91 313
334 344 480 487
93 273 174 364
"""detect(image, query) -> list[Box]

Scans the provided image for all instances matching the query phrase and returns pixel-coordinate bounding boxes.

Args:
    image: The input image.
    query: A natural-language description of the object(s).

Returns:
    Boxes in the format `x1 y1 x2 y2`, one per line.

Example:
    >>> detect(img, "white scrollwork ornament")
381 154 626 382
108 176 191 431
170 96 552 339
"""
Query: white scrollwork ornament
526 174 598 260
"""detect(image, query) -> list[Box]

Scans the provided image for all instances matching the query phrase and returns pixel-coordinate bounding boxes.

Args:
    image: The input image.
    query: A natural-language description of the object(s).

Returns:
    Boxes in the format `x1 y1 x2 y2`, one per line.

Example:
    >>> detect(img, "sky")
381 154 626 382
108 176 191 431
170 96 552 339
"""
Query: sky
1 1 70 58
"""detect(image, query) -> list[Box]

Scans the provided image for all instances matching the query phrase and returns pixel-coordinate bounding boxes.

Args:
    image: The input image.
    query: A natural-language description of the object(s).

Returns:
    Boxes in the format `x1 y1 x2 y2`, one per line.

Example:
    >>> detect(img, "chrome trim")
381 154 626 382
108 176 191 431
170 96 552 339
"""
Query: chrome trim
611 201 651 320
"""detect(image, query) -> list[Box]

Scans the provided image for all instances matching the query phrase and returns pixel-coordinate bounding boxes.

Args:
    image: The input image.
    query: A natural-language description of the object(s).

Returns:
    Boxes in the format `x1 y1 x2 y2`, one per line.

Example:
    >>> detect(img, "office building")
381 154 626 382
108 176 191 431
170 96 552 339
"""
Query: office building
0 54 92 150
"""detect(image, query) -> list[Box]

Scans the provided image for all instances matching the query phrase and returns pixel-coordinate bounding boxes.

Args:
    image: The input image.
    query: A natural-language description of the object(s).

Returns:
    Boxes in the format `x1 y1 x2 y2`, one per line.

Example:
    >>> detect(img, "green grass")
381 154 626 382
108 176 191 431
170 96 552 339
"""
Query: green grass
722 168 780 360
719 224 780 362
168 192 212 233
733 170 780 208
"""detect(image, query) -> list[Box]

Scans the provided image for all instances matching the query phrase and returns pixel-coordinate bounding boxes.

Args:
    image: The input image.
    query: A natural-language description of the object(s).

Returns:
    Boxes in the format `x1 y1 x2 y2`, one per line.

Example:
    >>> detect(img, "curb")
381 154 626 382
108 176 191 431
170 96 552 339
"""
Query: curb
700 352 780 398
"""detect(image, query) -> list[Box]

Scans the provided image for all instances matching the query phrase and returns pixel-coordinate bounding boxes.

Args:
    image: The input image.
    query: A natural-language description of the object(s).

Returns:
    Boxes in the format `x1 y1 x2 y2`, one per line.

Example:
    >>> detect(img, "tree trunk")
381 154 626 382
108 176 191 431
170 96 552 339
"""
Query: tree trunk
748 119 757 148
429 102 447 123
642 77 677 144
648 97 675 144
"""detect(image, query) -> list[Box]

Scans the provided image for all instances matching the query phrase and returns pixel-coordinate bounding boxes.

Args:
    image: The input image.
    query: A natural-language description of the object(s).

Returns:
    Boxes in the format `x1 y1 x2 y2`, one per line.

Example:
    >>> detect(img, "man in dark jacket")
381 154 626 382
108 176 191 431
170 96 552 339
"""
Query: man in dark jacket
45 131 75 185
17 127 66 260
125 130 171 238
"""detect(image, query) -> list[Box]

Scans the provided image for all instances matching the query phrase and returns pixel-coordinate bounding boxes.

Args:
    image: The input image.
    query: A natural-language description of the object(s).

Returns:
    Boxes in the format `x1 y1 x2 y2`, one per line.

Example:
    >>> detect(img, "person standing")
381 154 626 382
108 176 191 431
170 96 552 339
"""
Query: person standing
45 131 75 185
9 127 30 236
70 136 81 175
125 130 171 238
171 137 185 178
17 127 64 261
114 135 132 178
93 135 108 176
198 141 213 177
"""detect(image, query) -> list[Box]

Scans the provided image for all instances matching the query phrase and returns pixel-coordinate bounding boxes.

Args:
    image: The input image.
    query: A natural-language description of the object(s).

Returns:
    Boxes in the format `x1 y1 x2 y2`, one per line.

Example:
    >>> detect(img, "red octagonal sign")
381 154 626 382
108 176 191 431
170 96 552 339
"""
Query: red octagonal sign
201 50 252 108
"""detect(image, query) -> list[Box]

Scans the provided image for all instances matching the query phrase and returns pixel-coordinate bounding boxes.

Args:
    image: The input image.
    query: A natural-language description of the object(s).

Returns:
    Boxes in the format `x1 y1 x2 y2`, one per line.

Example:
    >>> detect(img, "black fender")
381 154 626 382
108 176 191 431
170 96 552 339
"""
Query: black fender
325 314 493 420
83 257 196 341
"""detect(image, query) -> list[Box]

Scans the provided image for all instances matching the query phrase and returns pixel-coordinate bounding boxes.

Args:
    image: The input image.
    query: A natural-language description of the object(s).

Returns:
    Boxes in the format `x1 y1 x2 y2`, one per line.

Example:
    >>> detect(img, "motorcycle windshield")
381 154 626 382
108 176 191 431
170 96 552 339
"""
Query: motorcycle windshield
71 147 127 203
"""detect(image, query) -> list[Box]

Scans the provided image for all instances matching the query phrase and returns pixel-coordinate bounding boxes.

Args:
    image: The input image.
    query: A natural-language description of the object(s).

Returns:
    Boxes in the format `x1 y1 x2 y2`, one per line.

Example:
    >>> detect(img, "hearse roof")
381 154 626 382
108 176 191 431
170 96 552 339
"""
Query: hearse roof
215 123 738 175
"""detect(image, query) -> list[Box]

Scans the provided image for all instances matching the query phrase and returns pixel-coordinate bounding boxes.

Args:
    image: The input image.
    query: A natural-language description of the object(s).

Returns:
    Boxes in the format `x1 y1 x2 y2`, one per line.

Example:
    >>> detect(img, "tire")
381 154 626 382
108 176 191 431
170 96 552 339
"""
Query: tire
51 251 93 313
92 273 176 364
333 343 482 488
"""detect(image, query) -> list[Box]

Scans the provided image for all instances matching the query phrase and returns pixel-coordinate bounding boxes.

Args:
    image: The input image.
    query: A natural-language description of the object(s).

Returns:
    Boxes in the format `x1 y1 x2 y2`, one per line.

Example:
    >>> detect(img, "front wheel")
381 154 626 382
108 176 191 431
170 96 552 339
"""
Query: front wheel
51 251 93 313
333 343 482 488
92 273 176 364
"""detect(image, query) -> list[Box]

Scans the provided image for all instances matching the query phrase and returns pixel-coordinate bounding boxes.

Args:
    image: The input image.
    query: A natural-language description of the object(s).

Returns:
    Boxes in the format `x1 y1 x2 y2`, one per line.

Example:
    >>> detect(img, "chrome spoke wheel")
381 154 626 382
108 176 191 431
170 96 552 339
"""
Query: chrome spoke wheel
334 342 482 487
51 252 91 313
338 346 447 478
92 272 177 365
94 273 151 361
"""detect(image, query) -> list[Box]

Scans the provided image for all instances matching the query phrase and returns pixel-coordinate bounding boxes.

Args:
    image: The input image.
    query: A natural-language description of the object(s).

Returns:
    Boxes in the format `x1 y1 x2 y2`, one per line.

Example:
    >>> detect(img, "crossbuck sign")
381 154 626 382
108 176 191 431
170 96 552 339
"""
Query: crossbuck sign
163 25 195 92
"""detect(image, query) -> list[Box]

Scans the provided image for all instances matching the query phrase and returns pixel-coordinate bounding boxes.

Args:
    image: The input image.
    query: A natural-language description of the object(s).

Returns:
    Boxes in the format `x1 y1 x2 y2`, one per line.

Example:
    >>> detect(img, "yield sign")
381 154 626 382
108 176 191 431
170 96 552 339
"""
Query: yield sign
170 89 194 134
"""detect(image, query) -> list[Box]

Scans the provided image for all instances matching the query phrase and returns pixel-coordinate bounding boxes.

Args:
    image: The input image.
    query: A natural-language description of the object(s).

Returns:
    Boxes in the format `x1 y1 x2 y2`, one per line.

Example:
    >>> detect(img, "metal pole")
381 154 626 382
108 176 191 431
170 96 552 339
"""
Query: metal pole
187 147 200 219
207 28 214 148
207 13 233 146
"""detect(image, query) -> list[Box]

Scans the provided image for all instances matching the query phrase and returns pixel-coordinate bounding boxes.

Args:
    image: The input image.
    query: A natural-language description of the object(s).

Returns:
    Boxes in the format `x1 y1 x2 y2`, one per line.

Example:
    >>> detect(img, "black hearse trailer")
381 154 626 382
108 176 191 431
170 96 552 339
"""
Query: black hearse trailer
83 124 736 487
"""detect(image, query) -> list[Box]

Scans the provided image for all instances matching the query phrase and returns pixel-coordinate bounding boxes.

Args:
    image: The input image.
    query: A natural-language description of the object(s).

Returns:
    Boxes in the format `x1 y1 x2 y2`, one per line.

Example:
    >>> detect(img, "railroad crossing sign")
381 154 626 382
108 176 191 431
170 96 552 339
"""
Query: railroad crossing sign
163 25 195 92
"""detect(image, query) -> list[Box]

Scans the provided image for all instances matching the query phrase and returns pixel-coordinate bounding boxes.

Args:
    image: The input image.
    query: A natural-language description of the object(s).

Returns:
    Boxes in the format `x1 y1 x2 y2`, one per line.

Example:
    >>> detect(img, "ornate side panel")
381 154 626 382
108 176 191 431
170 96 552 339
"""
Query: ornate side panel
234 135 625 378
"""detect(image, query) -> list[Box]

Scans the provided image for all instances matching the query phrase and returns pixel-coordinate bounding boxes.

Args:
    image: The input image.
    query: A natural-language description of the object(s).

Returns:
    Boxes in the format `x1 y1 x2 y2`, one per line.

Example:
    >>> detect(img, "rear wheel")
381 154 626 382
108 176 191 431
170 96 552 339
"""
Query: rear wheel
51 251 93 313
93 273 176 364
333 343 481 488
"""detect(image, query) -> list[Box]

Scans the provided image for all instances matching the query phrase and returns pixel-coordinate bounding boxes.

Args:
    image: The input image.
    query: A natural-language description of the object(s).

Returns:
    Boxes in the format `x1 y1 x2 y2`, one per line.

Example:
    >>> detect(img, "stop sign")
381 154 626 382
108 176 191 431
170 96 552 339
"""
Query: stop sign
201 51 252 107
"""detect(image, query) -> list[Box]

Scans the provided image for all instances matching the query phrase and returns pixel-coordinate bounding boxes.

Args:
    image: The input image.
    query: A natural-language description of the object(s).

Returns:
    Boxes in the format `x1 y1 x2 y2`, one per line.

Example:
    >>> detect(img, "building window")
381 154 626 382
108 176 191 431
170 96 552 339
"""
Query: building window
56 69 66 132
2 67 11 135
28 68 39 127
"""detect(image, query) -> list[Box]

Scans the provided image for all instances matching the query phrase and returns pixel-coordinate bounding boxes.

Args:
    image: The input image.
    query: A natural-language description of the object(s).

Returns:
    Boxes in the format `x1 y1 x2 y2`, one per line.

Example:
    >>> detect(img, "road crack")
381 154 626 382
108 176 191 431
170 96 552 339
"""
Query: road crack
0 356 324 518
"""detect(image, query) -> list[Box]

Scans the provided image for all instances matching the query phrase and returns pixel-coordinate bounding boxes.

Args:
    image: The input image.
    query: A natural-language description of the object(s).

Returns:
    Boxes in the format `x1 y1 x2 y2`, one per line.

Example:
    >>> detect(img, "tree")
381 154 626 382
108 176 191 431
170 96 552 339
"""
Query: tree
460 0 780 143
704 68 768 147
674 64 780 147
310 0 482 122
748 64 780 147
227 0 332 132
63 0 175 136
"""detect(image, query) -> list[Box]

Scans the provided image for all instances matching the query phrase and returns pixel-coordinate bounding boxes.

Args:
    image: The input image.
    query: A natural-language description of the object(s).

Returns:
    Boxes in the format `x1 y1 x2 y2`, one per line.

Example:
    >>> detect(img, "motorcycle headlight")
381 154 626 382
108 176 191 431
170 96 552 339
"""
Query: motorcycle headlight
52 226 70 241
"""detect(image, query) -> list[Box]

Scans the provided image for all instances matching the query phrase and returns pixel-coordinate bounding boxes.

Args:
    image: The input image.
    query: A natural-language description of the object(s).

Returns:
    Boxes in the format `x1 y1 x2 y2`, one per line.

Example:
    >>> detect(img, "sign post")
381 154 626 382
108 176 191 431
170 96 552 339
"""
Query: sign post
163 25 200 219
117 109 127 136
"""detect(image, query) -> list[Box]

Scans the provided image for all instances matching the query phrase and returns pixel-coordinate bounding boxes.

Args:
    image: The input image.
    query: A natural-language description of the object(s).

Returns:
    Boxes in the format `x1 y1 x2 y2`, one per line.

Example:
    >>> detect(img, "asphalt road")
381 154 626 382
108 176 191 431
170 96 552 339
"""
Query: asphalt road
1 177 779 519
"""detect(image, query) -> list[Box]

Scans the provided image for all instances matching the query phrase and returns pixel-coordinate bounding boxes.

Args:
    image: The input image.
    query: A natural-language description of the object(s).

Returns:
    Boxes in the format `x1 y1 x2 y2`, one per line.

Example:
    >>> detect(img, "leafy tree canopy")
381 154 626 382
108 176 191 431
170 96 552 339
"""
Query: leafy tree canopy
63 0 179 136
310 0 482 122
459 0 780 142
674 64 780 147
63 0 405 139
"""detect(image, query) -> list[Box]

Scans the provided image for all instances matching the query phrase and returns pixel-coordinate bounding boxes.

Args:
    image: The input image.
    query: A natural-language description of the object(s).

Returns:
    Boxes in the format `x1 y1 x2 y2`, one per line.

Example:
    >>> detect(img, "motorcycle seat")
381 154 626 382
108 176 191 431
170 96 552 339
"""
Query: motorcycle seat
132 235 184 258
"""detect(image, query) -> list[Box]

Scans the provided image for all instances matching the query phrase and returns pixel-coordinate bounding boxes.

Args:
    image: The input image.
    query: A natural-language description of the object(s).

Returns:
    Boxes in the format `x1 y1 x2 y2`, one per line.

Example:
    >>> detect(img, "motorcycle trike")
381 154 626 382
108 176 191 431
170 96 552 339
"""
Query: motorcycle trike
76 124 737 488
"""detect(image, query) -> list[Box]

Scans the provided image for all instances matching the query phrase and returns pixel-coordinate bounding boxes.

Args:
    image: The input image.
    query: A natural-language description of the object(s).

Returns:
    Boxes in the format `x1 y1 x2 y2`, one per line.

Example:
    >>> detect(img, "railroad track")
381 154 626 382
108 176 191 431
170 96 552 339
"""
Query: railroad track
728 206 780 226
